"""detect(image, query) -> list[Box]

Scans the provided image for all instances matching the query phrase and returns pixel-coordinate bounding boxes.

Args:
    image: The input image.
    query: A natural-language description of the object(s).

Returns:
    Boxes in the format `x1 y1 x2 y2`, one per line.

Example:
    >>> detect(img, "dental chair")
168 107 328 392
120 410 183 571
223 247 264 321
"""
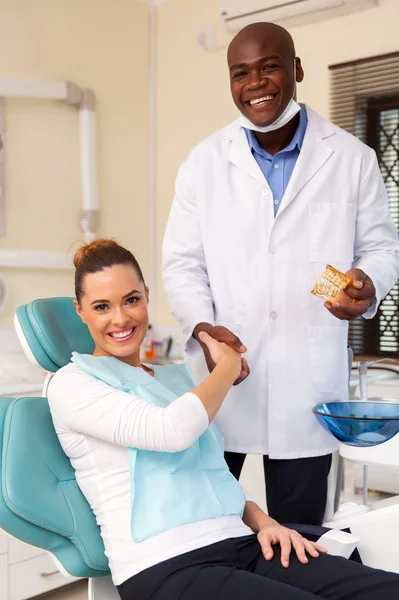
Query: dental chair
0 298 118 600
0 298 391 600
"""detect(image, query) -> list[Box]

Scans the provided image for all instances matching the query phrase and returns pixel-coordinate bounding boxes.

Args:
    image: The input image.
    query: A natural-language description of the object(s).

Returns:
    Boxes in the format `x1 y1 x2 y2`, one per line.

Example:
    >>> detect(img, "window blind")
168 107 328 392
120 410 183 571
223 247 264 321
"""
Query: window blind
329 52 399 357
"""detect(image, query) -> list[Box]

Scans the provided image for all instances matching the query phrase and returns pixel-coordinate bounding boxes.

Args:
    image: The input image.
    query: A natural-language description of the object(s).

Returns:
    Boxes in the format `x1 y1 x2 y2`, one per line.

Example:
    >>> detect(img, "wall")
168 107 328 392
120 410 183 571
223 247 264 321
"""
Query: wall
155 0 399 322
2 0 398 328
0 0 150 328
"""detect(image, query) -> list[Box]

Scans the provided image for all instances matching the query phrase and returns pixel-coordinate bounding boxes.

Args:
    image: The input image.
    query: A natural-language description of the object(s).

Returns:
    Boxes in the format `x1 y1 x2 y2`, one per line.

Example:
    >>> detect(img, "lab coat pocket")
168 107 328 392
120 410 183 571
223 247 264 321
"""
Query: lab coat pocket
308 325 348 394
309 202 357 263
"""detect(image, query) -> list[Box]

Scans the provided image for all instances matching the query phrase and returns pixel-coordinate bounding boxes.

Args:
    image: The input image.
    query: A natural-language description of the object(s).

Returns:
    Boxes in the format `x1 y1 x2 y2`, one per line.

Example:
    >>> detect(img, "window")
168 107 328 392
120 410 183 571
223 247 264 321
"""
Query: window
329 53 399 357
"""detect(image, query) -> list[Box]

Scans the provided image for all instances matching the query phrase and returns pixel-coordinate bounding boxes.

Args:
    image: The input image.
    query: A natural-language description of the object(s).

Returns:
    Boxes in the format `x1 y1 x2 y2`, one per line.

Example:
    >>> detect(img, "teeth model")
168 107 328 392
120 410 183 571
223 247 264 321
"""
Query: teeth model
311 265 352 303
321 264 351 289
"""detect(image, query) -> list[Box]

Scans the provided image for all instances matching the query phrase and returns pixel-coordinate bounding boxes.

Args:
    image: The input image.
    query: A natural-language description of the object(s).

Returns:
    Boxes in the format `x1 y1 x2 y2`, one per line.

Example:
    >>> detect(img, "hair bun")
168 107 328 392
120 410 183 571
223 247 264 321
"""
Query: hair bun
73 238 118 268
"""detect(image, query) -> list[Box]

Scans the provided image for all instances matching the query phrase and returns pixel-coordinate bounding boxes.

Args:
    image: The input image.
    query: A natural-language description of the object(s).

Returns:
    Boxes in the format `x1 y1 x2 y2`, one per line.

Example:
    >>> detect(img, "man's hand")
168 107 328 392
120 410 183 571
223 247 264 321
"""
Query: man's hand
324 269 376 321
193 322 250 385
257 521 327 568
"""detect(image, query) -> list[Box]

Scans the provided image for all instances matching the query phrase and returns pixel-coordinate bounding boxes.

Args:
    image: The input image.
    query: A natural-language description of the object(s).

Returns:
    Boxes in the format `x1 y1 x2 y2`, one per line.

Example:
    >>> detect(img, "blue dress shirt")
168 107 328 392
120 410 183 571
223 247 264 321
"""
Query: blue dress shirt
244 108 308 216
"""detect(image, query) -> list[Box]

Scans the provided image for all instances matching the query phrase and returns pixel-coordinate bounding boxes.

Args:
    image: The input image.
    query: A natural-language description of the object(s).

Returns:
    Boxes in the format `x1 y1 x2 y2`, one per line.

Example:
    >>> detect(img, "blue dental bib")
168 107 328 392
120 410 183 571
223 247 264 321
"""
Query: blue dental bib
71 353 245 542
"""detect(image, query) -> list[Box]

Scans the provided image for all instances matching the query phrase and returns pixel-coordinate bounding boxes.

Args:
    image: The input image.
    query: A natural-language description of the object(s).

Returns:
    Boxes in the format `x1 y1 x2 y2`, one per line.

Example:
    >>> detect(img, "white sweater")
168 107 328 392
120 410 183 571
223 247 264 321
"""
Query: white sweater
47 362 252 585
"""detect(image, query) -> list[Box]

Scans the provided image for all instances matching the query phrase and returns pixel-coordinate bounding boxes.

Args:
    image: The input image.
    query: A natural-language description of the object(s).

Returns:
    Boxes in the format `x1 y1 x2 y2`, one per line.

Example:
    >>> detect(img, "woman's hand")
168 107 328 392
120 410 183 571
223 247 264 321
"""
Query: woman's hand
257 522 327 568
197 331 246 381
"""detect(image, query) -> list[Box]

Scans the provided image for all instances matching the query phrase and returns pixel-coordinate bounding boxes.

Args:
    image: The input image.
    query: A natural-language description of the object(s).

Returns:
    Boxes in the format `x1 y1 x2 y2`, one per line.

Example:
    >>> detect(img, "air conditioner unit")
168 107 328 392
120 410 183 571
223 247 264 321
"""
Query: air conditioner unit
219 0 378 31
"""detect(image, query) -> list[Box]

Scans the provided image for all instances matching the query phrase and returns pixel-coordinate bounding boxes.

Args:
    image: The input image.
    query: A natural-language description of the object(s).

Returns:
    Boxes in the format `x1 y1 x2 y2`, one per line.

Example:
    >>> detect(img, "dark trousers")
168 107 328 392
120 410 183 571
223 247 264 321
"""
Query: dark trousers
225 452 332 525
118 535 399 600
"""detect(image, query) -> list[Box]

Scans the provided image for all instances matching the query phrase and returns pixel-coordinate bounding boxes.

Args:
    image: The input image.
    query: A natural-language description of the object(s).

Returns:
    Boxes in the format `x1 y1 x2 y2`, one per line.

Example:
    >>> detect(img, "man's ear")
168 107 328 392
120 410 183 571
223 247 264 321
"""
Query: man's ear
73 299 85 323
295 57 304 83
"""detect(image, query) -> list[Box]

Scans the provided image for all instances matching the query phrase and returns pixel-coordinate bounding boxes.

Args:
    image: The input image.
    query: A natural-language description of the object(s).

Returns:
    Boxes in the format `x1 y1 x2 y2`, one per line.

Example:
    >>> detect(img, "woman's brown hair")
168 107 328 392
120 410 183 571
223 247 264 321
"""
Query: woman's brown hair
74 239 145 302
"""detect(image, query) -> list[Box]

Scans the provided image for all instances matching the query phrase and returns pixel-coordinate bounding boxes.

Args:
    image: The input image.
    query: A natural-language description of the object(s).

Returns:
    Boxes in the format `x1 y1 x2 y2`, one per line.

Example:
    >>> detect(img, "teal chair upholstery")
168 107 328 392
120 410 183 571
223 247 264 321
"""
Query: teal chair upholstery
0 398 83 572
0 298 110 580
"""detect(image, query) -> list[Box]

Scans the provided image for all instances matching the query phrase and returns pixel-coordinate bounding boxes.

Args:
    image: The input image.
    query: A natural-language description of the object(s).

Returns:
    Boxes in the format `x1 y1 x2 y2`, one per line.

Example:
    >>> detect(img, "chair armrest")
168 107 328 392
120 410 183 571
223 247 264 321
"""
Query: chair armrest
317 529 360 559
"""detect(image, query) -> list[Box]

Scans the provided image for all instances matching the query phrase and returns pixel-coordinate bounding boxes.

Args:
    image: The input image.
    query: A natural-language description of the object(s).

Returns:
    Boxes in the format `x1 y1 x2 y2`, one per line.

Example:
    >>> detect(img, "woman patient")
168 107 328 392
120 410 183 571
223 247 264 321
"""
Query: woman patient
48 238 399 600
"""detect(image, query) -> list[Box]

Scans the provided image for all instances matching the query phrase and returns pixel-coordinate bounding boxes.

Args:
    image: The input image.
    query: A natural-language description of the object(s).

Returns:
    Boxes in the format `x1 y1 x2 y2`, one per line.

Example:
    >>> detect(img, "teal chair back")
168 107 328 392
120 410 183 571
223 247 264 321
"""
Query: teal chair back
15 297 94 372
0 298 110 578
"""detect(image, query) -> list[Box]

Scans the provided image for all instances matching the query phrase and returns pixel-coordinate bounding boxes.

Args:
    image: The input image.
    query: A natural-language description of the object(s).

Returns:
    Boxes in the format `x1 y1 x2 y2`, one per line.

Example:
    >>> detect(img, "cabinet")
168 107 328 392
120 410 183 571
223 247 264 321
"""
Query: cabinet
0 528 7 554
0 552 8 599
0 531 79 600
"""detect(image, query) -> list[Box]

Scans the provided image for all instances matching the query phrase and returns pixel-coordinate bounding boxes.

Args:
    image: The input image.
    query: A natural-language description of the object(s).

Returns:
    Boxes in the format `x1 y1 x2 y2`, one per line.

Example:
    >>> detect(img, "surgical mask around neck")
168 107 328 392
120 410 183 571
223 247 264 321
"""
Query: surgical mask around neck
239 59 300 134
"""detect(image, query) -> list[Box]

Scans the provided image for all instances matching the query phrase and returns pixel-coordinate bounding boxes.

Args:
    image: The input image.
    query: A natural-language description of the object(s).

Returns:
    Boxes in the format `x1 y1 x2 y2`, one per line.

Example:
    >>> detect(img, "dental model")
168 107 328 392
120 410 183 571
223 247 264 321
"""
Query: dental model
311 265 352 302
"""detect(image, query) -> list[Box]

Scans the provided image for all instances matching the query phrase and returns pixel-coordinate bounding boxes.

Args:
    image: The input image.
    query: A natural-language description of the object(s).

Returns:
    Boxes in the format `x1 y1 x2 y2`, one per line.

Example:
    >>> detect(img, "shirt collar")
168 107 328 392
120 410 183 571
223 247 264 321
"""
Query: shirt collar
245 107 308 159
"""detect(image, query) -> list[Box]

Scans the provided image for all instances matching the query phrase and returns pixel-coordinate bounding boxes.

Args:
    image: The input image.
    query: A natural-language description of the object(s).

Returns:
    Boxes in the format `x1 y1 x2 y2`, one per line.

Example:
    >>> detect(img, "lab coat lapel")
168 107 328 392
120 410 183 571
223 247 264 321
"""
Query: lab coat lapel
278 108 336 214
223 121 266 185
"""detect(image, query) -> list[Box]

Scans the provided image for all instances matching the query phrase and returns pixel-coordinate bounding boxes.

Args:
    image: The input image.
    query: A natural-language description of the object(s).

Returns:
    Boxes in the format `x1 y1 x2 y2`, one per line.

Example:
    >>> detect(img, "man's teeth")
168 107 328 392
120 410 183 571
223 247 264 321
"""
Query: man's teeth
110 329 133 339
249 96 274 106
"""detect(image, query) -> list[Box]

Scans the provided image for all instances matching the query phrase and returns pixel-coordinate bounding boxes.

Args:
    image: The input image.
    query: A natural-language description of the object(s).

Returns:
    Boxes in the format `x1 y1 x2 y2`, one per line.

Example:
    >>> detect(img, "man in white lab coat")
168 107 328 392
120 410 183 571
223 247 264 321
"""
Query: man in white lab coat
162 22 399 525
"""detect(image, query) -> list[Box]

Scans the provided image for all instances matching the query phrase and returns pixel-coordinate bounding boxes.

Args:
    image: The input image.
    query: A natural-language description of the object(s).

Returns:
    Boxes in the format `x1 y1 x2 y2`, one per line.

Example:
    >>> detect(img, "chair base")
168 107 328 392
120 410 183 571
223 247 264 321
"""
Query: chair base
89 576 119 600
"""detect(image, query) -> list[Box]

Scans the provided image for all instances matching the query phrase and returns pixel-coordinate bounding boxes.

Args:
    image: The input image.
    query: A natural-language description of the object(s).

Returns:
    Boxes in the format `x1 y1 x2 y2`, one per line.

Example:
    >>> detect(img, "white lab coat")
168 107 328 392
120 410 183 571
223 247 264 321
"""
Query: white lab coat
162 106 399 458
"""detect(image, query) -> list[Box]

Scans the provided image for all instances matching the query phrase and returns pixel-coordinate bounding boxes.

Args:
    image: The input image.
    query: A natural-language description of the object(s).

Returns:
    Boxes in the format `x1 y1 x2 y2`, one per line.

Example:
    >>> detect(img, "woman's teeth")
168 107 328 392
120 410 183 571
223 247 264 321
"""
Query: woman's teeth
109 329 134 339
249 95 275 106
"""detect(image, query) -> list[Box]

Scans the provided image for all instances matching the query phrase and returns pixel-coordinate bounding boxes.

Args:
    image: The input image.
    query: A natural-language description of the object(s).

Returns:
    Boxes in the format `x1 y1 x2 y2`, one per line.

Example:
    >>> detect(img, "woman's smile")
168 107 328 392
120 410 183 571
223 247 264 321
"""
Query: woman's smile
107 327 137 342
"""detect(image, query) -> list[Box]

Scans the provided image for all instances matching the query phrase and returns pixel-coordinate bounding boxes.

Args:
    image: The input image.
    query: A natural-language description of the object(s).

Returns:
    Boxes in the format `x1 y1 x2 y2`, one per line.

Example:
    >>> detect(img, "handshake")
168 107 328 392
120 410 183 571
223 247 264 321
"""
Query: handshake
193 322 250 386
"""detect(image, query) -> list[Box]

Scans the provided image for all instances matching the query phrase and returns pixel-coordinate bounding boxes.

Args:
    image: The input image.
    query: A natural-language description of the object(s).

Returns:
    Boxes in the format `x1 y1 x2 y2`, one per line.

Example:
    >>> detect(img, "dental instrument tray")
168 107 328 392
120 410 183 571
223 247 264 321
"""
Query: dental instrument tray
311 265 352 303
312 400 399 447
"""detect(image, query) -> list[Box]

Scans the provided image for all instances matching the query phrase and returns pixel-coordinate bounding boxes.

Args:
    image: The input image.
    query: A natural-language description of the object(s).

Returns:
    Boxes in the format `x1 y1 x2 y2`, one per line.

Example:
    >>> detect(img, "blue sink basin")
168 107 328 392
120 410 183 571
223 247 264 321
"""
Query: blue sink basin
312 400 399 447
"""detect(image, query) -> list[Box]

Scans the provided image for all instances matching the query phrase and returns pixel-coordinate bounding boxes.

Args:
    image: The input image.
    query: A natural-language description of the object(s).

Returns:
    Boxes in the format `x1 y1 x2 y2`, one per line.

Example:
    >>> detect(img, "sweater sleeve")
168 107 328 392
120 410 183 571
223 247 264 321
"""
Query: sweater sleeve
47 365 209 453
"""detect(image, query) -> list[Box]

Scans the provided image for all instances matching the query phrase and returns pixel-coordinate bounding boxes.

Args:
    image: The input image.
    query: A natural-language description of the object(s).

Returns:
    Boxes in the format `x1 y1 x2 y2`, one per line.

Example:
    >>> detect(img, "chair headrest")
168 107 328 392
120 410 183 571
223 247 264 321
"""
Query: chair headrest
1 396 109 576
15 298 94 372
